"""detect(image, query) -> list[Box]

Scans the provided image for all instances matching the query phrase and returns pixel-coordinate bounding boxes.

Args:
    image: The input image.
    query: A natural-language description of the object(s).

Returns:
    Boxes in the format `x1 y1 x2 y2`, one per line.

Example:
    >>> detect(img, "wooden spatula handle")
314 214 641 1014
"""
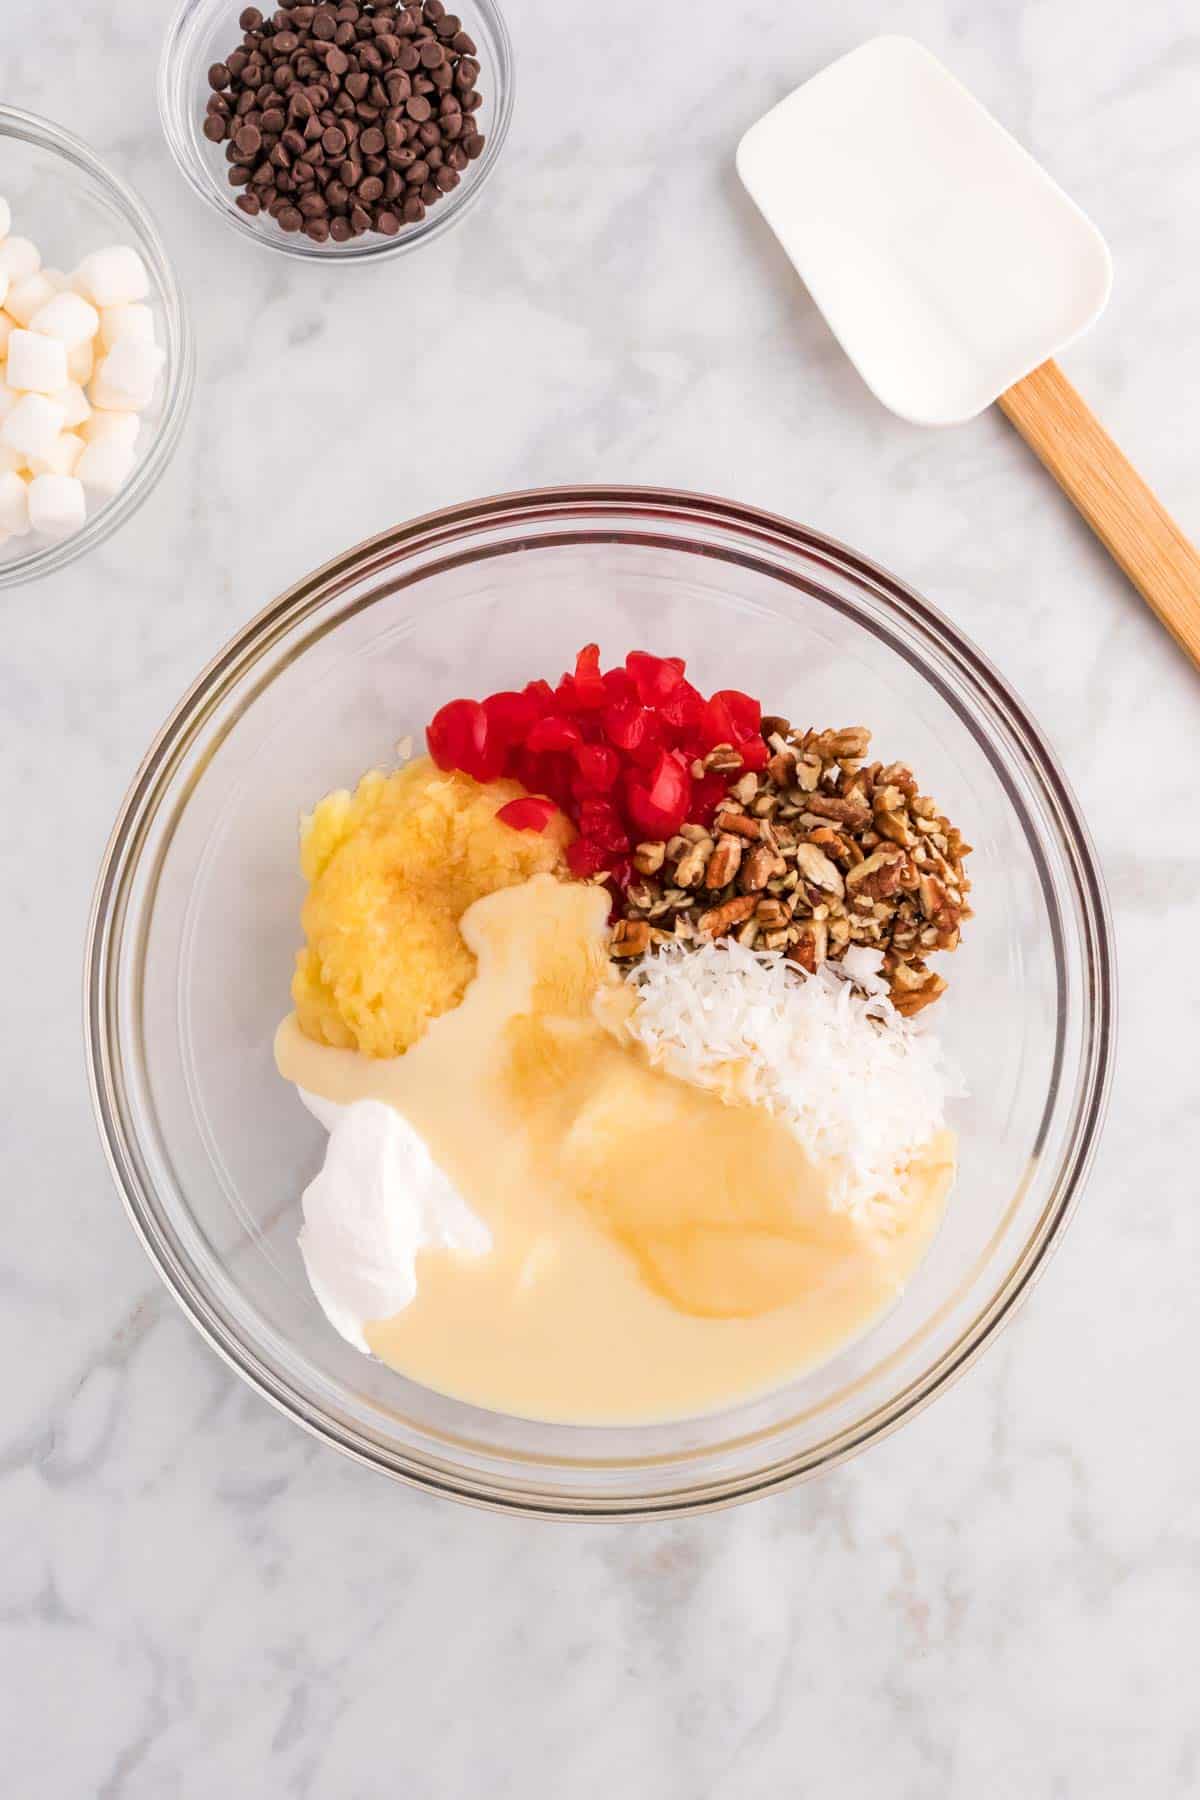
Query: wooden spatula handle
998 359 1200 669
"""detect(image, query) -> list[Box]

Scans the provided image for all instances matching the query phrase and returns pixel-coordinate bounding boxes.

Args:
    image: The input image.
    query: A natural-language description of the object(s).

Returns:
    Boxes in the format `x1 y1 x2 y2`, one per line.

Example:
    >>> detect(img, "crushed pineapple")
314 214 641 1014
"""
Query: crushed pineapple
292 757 570 1057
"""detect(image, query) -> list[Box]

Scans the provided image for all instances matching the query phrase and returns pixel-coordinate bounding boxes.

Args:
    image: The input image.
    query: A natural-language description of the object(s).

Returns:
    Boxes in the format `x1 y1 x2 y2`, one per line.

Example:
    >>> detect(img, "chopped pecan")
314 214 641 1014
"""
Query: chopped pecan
742 844 777 891
793 842 846 898
611 919 651 958
717 811 761 840
697 893 759 936
704 836 743 888
633 840 666 876
674 837 713 888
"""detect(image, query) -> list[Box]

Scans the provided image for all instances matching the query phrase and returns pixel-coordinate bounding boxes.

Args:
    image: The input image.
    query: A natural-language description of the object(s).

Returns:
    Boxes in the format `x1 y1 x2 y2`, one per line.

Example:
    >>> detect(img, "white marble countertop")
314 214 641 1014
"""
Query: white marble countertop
3 1 1199 1793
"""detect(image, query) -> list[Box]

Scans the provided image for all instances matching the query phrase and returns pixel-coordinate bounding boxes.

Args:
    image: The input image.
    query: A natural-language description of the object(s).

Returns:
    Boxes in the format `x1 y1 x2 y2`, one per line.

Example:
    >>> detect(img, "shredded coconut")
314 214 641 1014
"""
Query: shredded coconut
624 940 962 1217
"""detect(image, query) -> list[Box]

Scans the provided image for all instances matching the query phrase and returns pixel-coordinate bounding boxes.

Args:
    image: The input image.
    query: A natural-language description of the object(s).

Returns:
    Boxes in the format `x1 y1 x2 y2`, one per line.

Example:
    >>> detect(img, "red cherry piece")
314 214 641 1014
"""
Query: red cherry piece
527 715 583 754
566 836 610 878
626 649 686 707
523 678 556 716
496 796 560 833
483 689 539 749
574 742 620 792
427 697 503 781
713 688 762 742
572 642 607 709
738 734 769 772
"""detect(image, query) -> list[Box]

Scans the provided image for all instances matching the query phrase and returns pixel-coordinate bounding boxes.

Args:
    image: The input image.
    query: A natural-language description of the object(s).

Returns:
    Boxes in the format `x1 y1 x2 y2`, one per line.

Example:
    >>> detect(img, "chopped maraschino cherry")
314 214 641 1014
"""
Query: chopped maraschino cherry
494 796 560 833
426 646 769 874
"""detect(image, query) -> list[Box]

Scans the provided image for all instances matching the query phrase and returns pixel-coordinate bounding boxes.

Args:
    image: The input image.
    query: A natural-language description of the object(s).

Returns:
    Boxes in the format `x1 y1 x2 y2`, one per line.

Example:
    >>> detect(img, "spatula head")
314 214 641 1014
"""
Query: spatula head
737 37 1112 426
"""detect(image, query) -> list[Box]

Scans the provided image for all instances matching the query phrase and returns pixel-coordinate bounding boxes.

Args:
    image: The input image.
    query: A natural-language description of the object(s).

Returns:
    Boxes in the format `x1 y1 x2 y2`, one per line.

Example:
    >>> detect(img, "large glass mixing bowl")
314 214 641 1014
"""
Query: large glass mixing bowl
85 488 1114 1517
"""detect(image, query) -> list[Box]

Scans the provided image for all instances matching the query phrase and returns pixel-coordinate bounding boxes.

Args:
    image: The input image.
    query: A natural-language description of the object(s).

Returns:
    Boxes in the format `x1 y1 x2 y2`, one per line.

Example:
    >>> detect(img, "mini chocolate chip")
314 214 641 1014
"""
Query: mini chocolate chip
305 216 331 241
463 131 483 158
406 94 431 121
235 124 263 156
208 61 231 90
419 40 443 67
322 124 347 154
228 163 253 186
360 125 385 154
203 115 227 143
402 193 425 221
240 6 264 26
358 174 384 202
237 190 263 214
451 31 474 53
377 209 401 234
435 164 457 190
350 202 371 231
346 71 369 98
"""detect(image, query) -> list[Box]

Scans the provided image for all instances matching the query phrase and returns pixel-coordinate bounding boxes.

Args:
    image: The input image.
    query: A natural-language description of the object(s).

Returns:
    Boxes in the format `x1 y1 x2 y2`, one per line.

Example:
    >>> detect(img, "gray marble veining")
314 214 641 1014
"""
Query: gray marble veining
2 2 1199 1794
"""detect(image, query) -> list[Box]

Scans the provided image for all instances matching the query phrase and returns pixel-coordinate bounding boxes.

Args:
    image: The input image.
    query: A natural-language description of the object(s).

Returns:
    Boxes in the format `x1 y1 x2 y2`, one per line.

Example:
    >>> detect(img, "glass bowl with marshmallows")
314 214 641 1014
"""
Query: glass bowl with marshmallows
0 106 193 587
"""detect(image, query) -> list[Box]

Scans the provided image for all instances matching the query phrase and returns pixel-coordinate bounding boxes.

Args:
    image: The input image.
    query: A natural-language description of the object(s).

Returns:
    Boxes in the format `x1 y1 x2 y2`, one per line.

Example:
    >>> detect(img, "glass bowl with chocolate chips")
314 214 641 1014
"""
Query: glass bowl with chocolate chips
88 487 1115 1518
159 0 512 257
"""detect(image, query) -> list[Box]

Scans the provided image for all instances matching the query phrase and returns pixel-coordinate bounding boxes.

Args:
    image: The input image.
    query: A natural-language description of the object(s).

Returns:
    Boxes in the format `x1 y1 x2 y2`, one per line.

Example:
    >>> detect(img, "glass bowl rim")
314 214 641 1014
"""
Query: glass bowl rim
84 484 1117 1517
157 0 514 263
0 104 195 588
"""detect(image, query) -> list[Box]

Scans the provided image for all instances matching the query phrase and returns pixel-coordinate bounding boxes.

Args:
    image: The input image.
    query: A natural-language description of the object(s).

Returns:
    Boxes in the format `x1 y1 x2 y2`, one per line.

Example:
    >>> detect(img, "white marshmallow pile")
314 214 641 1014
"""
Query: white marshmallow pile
0 199 164 550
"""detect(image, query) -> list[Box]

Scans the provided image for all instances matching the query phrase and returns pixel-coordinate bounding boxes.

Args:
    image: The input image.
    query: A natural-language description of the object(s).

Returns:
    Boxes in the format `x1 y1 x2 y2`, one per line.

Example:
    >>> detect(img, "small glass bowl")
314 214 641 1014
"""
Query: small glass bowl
158 0 513 261
0 107 193 588
86 488 1115 1518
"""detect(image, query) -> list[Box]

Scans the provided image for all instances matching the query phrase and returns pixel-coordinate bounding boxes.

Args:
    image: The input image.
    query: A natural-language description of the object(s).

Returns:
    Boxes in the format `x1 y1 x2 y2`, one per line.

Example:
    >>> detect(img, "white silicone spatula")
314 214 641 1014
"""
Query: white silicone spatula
737 36 1200 668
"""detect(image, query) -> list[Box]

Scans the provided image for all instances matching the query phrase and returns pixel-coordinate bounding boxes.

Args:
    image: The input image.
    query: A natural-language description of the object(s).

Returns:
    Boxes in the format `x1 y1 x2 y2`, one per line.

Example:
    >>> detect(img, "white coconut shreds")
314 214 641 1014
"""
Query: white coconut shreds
623 939 963 1218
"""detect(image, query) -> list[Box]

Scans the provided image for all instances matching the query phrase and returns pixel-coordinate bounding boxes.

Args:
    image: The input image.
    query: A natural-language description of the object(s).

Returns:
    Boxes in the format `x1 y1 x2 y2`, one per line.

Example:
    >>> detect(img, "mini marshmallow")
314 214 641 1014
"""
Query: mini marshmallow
0 198 10 242
72 245 149 308
0 381 21 421
1 393 66 460
27 431 84 478
0 314 13 357
0 468 30 535
0 444 23 473
58 381 91 430
98 302 155 352
67 337 94 385
6 329 68 395
27 472 86 538
29 290 99 350
82 409 139 451
6 272 56 328
90 338 164 412
76 437 135 497
0 274 8 311
0 237 41 283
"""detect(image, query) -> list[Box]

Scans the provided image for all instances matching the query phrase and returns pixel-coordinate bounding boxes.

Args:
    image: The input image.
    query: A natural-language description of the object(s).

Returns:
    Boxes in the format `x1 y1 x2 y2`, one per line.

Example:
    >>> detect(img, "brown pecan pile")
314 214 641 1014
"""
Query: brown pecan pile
609 720 972 1016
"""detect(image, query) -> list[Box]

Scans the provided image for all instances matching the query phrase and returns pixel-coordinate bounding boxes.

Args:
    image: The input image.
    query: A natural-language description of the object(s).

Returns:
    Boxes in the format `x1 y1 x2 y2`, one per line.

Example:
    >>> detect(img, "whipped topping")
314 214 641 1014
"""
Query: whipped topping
296 1090 491 1353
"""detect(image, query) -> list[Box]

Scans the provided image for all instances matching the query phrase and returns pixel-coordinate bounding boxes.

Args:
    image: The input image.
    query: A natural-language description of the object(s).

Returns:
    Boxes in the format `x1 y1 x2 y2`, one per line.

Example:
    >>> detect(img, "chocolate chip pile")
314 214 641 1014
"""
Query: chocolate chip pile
205 1 486 242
